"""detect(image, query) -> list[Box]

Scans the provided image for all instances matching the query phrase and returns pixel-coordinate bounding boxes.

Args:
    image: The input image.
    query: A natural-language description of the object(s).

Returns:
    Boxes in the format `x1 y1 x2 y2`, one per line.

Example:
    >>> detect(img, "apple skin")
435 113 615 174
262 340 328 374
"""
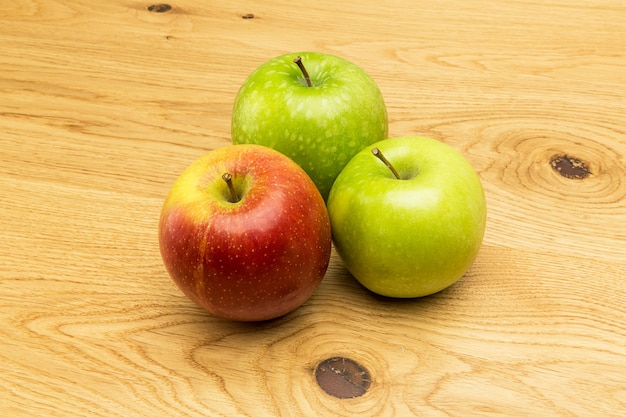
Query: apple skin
327 136 487 298
231 52 388 200
158 144 332 321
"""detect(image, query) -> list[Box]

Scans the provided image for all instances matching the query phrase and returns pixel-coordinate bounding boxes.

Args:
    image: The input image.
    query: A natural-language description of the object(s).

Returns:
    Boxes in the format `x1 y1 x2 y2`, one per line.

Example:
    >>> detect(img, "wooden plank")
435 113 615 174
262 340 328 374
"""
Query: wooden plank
1 1 625 415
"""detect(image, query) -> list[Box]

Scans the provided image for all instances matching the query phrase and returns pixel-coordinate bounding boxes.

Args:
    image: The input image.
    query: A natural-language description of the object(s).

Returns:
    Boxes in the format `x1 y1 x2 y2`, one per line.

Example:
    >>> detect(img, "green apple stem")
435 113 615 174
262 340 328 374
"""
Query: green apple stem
293 56 313 87
372 148 401 180
222 173 240 203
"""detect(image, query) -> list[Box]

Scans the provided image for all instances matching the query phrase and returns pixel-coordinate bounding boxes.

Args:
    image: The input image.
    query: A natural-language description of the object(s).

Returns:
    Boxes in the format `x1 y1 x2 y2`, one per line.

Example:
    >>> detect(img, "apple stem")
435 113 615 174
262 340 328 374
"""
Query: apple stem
222 173 240 203
372 148 401 180
293 56 313 87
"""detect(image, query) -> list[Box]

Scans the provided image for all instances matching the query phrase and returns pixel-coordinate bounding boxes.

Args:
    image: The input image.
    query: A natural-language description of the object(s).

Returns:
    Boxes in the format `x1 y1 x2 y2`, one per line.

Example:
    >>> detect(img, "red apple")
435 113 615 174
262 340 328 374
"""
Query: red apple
159 144 332 321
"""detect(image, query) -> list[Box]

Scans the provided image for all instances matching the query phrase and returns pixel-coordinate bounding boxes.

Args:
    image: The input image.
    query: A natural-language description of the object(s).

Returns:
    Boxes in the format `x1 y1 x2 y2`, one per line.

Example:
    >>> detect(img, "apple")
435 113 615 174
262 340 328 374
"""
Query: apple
158 144 332 321
327 136 487 298
231 52 388 200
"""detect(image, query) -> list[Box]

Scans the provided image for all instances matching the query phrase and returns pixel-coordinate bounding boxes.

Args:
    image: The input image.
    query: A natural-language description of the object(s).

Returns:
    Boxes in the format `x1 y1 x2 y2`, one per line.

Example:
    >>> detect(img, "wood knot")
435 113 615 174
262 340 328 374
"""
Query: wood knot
550 154 591 179
148 4 172 13
315 357 371 398
241 13 255 19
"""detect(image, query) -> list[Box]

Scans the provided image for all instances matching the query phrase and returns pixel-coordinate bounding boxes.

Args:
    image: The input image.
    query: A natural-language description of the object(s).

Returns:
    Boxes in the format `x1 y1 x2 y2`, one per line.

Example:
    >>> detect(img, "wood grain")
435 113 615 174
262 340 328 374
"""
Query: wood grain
2 0 625 416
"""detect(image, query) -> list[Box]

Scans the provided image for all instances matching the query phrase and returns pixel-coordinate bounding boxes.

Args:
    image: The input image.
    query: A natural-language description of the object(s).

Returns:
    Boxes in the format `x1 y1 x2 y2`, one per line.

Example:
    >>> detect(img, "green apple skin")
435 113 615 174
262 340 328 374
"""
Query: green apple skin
231 52 388 200
159 144 332 321
327 136 487 298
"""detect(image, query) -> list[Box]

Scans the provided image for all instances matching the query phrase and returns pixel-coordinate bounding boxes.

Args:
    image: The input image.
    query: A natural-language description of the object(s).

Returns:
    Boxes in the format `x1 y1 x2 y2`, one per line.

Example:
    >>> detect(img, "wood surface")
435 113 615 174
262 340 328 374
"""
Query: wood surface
2 1 625 416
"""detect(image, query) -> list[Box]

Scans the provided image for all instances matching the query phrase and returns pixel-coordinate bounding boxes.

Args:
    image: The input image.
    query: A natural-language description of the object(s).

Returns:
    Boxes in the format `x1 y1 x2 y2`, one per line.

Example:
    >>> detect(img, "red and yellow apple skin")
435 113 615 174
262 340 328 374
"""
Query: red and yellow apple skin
159 144 332 321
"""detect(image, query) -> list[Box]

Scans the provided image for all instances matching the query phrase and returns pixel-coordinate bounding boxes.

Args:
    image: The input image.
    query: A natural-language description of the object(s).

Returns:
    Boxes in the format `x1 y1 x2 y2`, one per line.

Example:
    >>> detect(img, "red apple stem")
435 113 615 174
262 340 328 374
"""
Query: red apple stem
222 173 240 203
372 148 401 180
293 56 313 87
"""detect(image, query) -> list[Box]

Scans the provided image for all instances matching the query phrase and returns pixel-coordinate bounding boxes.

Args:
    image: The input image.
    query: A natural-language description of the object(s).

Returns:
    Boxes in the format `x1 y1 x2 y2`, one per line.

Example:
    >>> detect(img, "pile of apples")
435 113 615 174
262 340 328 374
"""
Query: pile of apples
159 52 487 321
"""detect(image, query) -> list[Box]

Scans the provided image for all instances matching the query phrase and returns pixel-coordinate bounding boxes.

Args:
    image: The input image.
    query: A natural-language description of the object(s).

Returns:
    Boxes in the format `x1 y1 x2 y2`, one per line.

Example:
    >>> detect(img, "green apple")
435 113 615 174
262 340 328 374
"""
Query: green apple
159 144 332 321
231 52 388 200
327 136 487 298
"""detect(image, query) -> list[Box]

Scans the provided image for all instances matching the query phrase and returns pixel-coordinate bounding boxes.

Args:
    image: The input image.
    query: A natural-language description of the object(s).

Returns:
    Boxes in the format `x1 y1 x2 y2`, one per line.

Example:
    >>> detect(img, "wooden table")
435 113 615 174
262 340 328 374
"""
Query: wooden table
2 1 625 415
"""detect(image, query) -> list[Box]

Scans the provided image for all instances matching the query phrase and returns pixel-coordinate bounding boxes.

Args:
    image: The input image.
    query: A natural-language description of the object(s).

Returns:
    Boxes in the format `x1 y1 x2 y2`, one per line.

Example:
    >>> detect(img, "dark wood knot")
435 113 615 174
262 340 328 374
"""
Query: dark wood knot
550 154 592 179
315 357 371 398
148 4 172 13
